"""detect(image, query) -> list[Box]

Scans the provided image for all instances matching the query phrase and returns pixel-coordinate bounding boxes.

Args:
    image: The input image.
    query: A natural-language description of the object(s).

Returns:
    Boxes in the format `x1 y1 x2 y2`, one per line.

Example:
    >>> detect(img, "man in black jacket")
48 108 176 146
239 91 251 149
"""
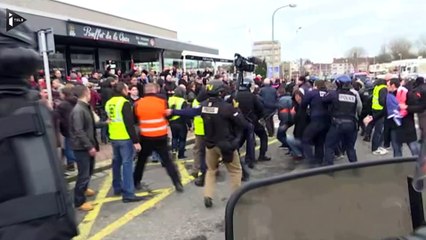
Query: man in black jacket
56 87 77 171
70 85 108 211
236 78 270 167
259 78 277 137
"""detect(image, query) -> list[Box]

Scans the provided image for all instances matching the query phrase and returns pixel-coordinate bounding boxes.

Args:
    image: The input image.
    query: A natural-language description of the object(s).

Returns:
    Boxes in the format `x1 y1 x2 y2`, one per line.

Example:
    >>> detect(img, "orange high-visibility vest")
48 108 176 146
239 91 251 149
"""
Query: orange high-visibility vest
134 96 168 137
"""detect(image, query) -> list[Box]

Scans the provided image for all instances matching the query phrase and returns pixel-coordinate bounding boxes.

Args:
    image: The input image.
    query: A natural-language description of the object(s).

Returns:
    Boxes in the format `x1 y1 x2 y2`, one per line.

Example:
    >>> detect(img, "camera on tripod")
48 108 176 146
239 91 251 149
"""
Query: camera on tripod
234 53 263 72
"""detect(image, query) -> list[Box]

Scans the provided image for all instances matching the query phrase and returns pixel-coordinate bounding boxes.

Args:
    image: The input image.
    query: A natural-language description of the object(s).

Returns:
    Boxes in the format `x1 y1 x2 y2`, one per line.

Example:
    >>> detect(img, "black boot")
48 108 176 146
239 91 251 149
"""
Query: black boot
178 150 187 159
241 161 250 181
194 174 205 187
175 182 184 192
204 197 213 208
258 155 271 162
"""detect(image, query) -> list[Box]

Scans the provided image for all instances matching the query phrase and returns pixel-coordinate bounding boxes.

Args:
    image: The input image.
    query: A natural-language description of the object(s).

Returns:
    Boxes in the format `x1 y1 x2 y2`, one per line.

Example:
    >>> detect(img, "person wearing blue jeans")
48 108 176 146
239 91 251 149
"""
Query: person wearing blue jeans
64 137 76 170
111 140 139 197
106 83 145 202
286 135 303 158
390 130 419 157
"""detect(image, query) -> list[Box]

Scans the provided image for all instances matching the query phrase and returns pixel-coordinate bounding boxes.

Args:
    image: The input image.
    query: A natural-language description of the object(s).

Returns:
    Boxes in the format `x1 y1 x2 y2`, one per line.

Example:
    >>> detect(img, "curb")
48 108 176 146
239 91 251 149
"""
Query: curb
66 136 196 183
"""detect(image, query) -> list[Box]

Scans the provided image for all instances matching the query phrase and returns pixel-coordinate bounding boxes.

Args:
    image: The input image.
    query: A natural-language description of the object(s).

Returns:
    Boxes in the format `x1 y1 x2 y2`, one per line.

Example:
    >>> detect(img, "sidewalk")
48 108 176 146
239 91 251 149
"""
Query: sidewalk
65 131 196 182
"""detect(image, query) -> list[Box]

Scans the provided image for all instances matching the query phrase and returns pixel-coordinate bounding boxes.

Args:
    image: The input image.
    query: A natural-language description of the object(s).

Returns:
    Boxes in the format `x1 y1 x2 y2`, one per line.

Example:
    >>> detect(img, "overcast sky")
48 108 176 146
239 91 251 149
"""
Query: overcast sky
59 0 426 63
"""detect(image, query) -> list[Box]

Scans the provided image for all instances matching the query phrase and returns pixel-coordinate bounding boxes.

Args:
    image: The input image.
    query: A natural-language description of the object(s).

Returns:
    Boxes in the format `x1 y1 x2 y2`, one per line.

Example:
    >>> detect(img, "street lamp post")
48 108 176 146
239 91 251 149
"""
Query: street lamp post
271 3 296 78
272 4 297 41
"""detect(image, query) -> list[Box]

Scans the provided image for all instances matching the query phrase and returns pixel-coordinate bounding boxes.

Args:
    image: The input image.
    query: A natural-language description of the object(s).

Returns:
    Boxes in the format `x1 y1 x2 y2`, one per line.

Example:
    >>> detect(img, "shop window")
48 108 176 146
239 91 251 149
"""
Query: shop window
49 46 66 75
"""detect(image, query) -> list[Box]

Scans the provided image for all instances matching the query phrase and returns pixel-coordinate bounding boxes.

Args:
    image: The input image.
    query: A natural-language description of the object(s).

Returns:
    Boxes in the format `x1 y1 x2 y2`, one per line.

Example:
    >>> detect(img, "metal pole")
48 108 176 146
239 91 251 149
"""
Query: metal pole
39 30 53 104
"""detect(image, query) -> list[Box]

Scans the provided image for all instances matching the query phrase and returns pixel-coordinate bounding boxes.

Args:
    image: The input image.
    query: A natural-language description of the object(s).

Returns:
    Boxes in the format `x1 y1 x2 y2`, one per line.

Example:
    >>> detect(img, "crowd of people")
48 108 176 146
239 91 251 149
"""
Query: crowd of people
28 65 426 210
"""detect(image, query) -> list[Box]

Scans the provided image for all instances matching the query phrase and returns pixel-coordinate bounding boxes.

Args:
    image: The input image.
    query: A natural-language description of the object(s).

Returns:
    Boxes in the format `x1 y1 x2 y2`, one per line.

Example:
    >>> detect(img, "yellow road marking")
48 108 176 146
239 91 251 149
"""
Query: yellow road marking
88 188 174 240
146 159 194 167
87 139 278 239
74 173 112 240
94 189 165 205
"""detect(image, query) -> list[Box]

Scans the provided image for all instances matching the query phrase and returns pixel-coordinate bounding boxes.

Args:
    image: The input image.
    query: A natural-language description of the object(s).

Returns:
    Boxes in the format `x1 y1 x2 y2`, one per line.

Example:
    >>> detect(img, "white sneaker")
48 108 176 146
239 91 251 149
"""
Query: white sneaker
372 150 383 155
378 147 389 154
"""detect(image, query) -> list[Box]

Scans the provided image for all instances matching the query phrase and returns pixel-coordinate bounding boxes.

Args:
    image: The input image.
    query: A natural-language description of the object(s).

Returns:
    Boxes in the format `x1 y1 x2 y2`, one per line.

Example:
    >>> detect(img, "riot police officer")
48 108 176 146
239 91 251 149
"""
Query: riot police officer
322 75 358 166
0 8 77 239
201 80 246 208
236 78 271 165
301 79 330 167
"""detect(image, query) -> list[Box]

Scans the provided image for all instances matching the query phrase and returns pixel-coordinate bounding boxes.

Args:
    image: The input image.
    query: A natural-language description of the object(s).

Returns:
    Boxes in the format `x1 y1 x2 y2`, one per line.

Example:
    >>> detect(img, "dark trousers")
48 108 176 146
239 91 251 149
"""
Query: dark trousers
240 122 255 165
134 137 181 186
170 123 187 157
264 112 275 137
74 150 95 207
302 119 329 166
390 130 420 157
100 110 109 144
371 117 384 151
254 121 268 158
383 120 391 148
323 122 358 166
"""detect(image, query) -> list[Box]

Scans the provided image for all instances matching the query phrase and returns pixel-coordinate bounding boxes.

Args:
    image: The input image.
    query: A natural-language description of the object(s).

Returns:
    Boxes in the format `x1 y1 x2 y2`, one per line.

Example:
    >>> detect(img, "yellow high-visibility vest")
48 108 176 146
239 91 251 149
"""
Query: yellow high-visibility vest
192 99 204 136
168 96 185 121
105 96 130 140
372 84 387 110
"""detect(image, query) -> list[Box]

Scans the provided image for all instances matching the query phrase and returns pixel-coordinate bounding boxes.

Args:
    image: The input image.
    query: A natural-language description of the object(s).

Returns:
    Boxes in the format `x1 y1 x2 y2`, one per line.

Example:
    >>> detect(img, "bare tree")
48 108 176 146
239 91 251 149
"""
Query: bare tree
345 47 367 71
375 44 392 63
417 35 426 57
388 37 415 60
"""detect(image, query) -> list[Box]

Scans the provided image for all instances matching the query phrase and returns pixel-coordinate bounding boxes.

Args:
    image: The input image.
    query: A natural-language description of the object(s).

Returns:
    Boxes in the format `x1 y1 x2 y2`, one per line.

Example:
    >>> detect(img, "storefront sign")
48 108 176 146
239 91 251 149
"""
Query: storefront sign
67 22 156 47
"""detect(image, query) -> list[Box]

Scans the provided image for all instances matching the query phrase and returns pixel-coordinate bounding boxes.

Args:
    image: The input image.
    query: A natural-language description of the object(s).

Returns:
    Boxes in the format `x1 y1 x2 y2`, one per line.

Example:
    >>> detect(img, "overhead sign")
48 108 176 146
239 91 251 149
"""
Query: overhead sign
6 9 26 31
67 22 156 47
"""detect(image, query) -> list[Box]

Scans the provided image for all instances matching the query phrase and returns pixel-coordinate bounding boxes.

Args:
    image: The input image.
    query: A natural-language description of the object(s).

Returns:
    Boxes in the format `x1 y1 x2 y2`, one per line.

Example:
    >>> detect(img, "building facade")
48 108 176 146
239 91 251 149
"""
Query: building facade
0 0 219 75
252 41 281 77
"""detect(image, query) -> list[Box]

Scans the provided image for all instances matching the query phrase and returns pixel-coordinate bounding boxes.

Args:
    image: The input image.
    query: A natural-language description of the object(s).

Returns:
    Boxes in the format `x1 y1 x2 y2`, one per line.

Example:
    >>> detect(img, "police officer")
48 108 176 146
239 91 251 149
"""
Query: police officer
301 79 330 167
201 80 246 207
236 78 271 165
322 75 358 166
0 8 77 238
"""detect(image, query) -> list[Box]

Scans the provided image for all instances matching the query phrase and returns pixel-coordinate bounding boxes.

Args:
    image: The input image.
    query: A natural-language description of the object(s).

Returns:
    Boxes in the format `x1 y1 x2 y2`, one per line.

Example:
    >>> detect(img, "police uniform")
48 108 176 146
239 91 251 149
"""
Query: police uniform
0 9 77 238
105 94 143 201
133 93 183 192
322 75 358 166
301 82 330 167
236 78 269 167
201 80 245 208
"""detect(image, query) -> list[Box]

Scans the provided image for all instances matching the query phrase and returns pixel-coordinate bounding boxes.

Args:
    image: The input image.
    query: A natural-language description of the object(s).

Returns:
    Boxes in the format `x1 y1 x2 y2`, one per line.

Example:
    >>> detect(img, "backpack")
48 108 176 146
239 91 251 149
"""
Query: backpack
0 89 78 240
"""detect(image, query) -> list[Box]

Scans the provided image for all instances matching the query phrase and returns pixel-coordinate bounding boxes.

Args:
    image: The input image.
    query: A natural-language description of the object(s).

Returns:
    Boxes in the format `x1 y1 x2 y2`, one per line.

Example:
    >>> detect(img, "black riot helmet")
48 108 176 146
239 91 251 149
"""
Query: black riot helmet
206 80 225 96
0 8 41 88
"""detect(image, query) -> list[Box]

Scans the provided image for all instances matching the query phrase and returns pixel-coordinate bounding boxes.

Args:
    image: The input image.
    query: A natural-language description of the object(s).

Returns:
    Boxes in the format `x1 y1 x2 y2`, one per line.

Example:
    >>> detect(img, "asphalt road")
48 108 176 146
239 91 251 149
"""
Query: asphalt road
71 136 413 240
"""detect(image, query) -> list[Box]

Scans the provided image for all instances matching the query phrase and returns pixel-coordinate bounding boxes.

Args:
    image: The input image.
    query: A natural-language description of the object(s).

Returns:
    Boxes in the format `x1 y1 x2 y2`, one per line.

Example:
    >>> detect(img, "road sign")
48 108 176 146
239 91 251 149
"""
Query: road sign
37 29 56 104
37 28 55 54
